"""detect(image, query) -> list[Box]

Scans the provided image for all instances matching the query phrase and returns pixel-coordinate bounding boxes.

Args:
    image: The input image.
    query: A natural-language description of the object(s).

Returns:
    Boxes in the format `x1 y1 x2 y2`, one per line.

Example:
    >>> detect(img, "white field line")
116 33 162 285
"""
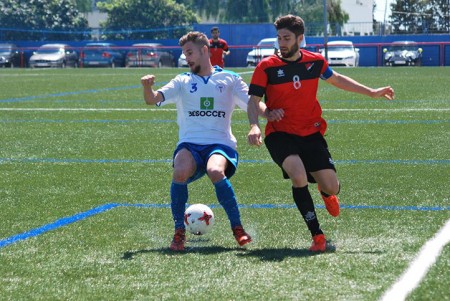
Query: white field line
380 218 450 301
0 108 449 112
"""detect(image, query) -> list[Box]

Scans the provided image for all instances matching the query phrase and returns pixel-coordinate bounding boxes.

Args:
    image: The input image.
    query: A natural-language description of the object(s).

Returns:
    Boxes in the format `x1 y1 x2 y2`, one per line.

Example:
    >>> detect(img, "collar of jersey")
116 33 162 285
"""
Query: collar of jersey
192 66 222 84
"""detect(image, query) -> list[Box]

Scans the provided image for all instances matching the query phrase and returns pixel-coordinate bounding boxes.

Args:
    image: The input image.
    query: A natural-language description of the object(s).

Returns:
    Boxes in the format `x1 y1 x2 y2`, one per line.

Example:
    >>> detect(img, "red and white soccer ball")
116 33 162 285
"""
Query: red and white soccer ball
184 204 215 235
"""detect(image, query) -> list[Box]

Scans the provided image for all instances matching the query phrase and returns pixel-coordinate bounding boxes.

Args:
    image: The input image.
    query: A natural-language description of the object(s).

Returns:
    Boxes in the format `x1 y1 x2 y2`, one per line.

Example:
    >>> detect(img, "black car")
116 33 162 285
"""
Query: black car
383 41 423 66
0 43 21 68
125 43 176 68
80 43 125 68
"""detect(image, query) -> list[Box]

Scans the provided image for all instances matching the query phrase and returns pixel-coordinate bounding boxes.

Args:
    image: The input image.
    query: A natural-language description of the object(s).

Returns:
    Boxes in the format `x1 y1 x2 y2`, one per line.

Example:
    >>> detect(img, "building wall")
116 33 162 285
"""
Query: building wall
340 0 374 36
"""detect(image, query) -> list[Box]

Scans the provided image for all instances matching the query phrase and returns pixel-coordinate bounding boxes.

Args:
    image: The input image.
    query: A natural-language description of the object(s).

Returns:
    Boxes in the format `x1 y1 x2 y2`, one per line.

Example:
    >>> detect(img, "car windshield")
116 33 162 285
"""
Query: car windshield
257 41 276 48
390 45 417 51
328 46 353 51
36 48 62 54
0 47 12 54
129 47 156 54
83 48 108 54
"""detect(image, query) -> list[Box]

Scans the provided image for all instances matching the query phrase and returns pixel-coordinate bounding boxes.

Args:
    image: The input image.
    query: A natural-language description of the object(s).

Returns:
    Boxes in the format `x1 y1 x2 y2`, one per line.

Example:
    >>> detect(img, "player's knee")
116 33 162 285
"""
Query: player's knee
321 181 340 195
173 168 193 183
206 168 225 183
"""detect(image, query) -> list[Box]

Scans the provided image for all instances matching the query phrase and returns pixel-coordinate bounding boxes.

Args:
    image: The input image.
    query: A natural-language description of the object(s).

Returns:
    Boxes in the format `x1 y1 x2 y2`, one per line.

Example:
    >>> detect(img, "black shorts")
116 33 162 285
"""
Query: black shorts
264 131 336 182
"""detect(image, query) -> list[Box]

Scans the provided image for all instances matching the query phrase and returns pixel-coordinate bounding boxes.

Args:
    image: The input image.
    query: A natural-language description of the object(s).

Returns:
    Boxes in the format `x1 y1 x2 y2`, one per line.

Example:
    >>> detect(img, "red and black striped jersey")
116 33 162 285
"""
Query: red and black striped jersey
249 49 333 137
209 38 229 68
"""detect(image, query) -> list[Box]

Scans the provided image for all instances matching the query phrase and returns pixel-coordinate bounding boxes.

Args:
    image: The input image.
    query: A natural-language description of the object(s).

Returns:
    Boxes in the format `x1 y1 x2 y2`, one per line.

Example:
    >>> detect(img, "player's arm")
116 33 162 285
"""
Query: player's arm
325 70 395 100
141 74 164 105
247 95 263 146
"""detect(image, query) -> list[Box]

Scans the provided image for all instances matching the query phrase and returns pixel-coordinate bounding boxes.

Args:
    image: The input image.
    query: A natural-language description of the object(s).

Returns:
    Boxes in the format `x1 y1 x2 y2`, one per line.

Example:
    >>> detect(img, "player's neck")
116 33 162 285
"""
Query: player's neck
196 64 215 76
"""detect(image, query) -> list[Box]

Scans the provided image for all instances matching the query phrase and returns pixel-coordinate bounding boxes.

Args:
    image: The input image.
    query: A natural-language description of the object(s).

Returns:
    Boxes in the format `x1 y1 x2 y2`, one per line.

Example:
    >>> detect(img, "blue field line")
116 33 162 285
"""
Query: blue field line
0 85 141 103
0 203 120 249
1 157 449 165
1 118 448 125
1 202 449 249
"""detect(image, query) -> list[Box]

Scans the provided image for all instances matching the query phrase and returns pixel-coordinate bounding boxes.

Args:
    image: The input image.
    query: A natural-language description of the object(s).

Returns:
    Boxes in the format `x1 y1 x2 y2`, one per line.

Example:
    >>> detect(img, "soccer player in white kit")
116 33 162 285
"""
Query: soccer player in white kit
141 31 259 251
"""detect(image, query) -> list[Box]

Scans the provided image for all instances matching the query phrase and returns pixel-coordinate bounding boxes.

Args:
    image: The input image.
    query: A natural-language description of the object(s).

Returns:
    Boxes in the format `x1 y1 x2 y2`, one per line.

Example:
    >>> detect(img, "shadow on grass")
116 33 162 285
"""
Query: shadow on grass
122 240 342 261
121 245 242 259
237 245 336 262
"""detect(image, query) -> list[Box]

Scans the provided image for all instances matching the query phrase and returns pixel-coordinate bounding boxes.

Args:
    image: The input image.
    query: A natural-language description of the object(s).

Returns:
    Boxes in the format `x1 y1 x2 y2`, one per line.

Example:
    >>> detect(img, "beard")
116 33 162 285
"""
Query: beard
190 64 201 74
279 42 299 59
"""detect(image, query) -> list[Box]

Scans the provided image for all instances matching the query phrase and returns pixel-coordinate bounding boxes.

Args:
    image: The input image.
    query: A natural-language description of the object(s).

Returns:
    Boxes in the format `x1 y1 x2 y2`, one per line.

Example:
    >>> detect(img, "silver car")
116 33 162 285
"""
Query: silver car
29 44 78 68
126 43 175 68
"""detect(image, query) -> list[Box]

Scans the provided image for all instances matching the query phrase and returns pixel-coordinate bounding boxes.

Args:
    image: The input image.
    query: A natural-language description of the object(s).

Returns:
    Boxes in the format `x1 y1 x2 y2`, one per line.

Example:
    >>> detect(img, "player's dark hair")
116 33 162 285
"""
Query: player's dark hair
274 14 305 36
179 31 210 48
211 26 219 33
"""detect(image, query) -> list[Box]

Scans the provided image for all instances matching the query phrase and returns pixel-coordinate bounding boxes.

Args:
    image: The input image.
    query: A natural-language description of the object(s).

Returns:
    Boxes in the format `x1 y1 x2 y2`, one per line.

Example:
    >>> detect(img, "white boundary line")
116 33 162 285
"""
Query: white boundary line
0 108 449 112
380 218 450 301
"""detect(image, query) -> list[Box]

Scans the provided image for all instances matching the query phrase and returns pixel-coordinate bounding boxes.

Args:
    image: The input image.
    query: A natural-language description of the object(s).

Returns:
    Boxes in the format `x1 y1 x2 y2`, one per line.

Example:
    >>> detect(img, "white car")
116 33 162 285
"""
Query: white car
321 40 359 67
246 38 278 67
178 53 188 67
246 37 306 67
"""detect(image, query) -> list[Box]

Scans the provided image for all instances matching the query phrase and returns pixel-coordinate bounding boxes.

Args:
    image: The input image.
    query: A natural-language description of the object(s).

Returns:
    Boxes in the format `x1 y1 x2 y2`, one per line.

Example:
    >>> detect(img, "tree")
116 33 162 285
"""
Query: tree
0 0 89 41
390 0 449 33
73 0 92 12
97 0 199 40
327 0 349 35
290 0 348 36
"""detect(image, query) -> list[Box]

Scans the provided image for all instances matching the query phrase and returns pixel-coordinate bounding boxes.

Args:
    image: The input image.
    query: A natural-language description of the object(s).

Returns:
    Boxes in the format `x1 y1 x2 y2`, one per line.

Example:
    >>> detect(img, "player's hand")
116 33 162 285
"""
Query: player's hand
248 125 263 146
141 75 156 87
265 108 284 122
372 86 395 100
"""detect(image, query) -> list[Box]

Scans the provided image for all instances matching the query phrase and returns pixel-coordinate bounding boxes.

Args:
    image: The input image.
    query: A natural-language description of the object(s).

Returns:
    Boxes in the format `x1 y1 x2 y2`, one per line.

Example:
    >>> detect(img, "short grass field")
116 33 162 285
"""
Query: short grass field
0 66 449 301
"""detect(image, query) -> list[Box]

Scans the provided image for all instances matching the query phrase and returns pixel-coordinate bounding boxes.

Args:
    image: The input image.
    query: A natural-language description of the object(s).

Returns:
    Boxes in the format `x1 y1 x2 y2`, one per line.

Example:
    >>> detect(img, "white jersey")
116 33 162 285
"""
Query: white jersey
157 67 248 149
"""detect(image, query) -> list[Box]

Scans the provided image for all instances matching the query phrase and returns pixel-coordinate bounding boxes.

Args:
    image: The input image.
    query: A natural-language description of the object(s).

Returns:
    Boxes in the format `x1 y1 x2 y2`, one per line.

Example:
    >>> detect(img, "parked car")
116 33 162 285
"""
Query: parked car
178 53 188 67
245 37 307 67
0 43 21 68
383 41 423 66
321 40 359 67
80 43 125 68
29 44 78 68
126 43 175 68
246 38 278 67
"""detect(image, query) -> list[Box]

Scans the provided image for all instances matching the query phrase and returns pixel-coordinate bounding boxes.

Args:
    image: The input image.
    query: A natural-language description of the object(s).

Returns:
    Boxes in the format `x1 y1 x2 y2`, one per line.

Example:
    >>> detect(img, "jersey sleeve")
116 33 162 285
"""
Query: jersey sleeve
248 63 267 97
317 53 333 80
222 39 229 51
156 76 181 106
233 75 249 111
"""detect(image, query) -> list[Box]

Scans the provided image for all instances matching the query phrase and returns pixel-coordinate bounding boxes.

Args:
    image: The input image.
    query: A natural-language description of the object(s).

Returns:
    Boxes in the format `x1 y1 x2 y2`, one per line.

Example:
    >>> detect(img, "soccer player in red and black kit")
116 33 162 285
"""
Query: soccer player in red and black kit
247 14 395 252
209 26 230 67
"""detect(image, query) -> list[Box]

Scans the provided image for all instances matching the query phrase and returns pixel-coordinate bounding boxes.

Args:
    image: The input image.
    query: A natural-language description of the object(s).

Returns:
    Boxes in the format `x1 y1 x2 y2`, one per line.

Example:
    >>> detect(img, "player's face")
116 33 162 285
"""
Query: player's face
182 42 207 74
277 29 302 59
211 30 219 39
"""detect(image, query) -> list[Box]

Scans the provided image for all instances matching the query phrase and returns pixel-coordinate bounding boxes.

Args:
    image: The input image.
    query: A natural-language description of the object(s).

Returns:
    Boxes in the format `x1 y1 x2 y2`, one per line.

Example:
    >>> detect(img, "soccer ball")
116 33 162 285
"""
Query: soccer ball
184 204 214 235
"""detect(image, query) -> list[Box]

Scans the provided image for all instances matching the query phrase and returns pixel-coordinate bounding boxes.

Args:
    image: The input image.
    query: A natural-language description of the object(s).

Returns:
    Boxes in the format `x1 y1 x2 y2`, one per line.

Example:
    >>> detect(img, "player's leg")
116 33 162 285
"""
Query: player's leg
307 134 340 217
170 147 197 251
265 132 326 252
206 150 251 246
311 169 340 196
282 155 325 250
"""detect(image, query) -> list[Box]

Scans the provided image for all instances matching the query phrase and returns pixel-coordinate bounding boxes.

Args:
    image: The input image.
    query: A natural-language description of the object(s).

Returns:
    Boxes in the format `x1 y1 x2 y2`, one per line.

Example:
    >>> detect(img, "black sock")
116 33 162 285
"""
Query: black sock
292 186 323 236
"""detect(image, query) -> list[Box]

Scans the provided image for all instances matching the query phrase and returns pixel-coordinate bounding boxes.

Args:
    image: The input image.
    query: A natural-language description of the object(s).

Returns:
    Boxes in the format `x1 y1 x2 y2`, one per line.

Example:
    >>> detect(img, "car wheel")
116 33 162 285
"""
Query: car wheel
10 62 15 68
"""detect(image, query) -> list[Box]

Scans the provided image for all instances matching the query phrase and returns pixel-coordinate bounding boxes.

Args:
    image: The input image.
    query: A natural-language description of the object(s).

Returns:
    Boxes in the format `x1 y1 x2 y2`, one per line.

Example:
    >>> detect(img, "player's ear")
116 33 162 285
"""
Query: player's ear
202 45 209 55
